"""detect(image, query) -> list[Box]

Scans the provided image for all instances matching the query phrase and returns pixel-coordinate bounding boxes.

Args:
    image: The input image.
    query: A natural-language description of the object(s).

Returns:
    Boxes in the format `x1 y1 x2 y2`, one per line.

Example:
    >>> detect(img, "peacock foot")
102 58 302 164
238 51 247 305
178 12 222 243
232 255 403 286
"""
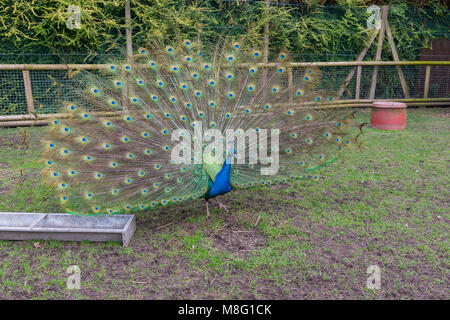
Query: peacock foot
215 200 229 213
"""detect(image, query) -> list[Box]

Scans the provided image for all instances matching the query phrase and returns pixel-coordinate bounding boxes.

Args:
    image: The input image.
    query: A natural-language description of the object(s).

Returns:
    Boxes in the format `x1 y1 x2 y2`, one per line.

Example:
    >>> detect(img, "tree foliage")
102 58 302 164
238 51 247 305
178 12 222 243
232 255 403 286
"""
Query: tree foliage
0 0 447 63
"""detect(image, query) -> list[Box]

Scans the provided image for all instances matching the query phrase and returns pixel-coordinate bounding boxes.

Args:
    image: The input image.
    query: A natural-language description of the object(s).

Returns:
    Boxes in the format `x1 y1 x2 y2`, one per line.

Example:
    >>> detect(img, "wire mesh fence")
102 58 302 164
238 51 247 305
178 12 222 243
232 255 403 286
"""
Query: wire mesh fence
0 70 27 115
0 63 447 117
0 1 448 117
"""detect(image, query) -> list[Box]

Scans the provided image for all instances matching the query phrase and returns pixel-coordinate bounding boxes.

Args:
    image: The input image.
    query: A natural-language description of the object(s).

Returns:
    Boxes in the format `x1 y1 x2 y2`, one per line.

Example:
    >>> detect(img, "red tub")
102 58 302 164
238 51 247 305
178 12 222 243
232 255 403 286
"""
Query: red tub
371 101 407 130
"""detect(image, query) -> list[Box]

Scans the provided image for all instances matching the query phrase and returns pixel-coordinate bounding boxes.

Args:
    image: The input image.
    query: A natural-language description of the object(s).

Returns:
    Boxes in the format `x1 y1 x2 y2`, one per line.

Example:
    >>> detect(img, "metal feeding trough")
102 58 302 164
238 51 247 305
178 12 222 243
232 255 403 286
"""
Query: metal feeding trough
0 212 136 247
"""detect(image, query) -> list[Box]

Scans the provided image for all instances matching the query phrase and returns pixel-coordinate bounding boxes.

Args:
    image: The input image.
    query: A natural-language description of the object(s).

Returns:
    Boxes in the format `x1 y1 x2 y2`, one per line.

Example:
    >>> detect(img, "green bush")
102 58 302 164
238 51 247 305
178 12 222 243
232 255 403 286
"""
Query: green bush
0 0 447 63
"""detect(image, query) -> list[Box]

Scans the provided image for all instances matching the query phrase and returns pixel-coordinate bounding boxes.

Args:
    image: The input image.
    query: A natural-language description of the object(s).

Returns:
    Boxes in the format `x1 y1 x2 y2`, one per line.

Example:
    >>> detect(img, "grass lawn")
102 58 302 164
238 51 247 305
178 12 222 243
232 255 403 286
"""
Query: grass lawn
0 107 448 299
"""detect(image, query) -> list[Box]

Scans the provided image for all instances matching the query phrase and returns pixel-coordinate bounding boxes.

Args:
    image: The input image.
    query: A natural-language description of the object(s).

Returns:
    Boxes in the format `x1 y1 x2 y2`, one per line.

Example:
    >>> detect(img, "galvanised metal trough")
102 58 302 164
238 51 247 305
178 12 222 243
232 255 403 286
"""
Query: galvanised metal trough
0 212 136 247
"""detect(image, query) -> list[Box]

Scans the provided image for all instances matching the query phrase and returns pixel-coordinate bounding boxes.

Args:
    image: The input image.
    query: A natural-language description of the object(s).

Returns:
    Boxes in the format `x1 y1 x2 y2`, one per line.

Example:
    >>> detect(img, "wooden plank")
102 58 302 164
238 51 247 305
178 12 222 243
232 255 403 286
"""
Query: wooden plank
0 120 49 127
240 61 450 68
0 111 122 122
22 70 34 114
355 65 362 100
369 6 389 99
125 0 133 59
0 64 108 70
385 18 410 98
0 61 448 71
424 66 431 98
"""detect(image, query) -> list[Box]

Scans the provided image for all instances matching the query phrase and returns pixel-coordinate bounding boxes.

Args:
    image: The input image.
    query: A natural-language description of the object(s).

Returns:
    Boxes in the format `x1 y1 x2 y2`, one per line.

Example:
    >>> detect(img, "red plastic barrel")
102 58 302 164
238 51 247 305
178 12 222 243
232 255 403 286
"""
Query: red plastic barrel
370 101 407 130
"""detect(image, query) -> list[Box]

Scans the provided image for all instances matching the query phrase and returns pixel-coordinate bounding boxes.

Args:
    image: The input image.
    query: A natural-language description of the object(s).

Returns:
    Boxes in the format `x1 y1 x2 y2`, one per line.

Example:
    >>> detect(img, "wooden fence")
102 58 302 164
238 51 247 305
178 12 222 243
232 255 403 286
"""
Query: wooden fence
0 60 448 127
0 2 448 127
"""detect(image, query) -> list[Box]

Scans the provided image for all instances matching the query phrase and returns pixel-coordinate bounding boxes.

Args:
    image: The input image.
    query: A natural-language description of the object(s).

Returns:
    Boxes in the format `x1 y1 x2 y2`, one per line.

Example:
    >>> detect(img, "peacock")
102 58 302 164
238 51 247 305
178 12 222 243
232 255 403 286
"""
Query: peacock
41 38 360 216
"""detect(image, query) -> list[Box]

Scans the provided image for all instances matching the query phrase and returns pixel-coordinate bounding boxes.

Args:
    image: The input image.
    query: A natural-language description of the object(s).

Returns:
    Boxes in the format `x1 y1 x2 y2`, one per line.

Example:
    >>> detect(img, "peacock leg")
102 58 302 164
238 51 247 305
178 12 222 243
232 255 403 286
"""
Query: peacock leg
215 200 229 213
206 199 210 217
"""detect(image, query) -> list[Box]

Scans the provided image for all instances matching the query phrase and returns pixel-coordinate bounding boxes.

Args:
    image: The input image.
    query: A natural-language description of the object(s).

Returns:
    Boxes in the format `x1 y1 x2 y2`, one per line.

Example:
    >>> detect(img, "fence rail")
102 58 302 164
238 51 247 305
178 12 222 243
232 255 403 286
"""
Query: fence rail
0 60 449 127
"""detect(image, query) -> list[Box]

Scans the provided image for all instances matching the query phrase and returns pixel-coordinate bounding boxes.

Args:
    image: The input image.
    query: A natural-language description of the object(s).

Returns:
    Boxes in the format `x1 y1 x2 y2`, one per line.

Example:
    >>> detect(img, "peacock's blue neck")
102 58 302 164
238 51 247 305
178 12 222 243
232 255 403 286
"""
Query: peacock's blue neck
206 156 232 199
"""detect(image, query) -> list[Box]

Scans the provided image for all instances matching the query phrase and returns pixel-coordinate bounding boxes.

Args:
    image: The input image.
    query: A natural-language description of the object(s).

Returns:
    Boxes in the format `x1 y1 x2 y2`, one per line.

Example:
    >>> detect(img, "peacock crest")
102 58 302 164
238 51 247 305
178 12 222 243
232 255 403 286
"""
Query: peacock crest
41 38 358 215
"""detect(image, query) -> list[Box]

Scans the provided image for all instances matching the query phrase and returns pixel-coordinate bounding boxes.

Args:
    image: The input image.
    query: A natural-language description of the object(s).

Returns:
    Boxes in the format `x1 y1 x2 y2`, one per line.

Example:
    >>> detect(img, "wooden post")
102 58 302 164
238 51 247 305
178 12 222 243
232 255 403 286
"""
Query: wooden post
122 0 132 111
263 0 269 65
369 6 388 100
22 70 34 114
262 0 270 96
423 66 431 98
385 18 410 98
197 23 202 55
355 64 362 100
288 67 293 103
125 0 133 59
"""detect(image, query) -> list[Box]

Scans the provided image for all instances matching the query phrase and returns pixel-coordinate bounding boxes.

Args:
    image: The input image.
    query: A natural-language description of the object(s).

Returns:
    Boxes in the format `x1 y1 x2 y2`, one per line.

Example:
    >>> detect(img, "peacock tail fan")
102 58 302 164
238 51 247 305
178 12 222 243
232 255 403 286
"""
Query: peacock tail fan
41 38 361 215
